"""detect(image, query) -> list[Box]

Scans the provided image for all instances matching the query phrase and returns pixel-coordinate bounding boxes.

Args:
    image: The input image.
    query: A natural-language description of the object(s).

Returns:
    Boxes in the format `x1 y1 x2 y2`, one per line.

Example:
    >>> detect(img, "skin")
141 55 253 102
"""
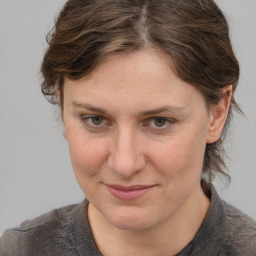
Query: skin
62 49 231 256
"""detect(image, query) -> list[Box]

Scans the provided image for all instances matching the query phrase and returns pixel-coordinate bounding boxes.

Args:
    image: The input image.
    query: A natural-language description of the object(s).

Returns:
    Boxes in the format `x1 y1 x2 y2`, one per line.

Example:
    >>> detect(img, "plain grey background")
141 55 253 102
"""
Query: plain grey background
0 0 255 235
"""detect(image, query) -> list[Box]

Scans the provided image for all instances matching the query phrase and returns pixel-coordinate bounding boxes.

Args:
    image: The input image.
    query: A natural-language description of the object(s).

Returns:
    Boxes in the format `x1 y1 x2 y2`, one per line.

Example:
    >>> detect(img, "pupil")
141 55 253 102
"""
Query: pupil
154 118 166 127
92 117 103 125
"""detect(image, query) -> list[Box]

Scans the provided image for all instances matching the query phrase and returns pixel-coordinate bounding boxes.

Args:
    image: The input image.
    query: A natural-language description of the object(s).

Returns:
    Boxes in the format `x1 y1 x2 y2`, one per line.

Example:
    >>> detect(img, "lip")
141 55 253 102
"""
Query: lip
105 184 155 201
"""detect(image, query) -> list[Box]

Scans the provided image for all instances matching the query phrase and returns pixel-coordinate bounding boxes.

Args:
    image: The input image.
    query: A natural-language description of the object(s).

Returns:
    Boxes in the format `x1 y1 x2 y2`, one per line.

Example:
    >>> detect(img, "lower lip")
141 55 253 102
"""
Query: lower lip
106 186 154 201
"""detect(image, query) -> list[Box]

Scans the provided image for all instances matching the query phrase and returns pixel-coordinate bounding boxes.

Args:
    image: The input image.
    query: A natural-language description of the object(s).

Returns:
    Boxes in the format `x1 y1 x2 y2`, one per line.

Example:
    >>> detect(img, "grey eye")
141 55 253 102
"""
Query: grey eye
90 116 104 125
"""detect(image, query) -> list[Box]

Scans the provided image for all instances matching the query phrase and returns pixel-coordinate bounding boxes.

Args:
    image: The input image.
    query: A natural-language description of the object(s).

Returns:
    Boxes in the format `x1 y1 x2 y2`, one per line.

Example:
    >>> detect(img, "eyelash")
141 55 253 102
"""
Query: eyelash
79 115 175 130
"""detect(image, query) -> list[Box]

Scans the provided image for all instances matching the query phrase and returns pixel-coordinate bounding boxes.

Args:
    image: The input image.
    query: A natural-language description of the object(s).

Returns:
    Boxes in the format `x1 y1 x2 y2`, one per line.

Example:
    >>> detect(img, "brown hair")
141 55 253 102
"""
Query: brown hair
41 0 242 183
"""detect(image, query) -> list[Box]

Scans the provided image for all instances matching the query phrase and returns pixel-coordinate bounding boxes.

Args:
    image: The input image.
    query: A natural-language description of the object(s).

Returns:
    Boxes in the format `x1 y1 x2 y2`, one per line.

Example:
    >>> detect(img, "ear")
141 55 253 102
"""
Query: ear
63 129 67 140
55 84 62 107
206 85 232 144
55 84 66 139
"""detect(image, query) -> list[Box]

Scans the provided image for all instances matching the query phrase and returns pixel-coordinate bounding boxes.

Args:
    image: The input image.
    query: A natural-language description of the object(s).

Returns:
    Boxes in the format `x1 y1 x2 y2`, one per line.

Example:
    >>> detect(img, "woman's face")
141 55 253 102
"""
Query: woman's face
63 49 215 231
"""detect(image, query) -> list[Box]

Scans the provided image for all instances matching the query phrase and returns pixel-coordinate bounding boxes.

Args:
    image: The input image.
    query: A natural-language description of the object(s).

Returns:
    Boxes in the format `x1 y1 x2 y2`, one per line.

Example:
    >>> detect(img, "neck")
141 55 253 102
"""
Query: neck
87 185 210 256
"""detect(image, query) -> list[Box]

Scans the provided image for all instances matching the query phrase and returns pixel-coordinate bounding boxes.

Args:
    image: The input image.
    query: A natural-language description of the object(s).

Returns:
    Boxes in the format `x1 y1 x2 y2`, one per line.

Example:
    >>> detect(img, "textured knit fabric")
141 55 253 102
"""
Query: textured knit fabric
1 185 256 255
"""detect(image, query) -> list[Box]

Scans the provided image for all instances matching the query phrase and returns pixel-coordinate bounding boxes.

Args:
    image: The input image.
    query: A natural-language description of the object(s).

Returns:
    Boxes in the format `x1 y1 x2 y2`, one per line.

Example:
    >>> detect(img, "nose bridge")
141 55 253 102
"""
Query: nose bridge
108 125 145 177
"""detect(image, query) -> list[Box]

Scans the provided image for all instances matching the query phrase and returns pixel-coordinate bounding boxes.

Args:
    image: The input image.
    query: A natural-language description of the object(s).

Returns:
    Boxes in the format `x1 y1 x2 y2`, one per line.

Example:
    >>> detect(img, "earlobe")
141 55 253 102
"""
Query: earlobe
206 85 232 144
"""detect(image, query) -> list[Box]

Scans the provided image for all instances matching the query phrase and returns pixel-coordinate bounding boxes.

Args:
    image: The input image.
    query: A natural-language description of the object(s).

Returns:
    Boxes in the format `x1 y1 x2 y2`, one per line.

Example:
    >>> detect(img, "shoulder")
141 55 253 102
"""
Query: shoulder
220 199 256 254
191 184 256 256
206 184 256 255
0 200 87 256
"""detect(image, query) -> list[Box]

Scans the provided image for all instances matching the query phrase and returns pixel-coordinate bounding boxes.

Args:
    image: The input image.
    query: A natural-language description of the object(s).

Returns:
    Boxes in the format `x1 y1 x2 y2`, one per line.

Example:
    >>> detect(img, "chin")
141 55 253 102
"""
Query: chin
104 206 158 231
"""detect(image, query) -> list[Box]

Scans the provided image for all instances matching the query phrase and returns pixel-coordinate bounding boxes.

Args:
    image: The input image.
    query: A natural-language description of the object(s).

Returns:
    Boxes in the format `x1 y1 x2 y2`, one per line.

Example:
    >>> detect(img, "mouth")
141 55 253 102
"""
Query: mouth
105 184 155 201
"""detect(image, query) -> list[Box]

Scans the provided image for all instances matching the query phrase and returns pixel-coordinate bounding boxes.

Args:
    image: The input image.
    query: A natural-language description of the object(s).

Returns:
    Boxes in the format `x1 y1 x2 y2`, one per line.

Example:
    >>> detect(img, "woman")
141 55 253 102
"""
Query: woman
1 0 256 255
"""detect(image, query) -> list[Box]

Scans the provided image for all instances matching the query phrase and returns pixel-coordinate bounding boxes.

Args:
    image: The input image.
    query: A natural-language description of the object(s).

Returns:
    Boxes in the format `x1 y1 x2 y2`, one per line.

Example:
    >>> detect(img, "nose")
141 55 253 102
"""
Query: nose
108 127 146 178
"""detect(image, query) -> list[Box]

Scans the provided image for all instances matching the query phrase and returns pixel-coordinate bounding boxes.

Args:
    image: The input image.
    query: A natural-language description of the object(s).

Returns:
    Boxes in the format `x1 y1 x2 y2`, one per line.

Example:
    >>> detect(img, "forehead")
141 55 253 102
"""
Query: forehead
70 49 174 89
63 49 206 114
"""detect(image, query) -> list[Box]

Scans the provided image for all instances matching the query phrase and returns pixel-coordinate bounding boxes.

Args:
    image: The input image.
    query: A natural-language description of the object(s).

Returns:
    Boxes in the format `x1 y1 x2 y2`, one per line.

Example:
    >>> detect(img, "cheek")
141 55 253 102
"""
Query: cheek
149 131 206 179
67 134 110 199
68 134 107 178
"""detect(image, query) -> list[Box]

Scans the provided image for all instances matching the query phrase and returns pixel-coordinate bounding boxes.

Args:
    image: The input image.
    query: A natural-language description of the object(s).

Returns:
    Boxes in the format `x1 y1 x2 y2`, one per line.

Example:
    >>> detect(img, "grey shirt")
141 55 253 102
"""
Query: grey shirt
1 185 256 255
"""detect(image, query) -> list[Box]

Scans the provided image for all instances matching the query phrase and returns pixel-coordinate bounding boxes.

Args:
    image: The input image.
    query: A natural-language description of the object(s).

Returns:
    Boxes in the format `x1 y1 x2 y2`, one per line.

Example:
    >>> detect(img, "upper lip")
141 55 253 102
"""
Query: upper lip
105 184 155 191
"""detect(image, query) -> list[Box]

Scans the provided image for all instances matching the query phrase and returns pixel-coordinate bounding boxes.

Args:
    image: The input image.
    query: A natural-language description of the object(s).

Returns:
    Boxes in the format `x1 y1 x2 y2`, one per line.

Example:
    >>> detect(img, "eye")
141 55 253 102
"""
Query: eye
81 115 107 127
145 117 173 129
152 117 169 128
89 116 104 126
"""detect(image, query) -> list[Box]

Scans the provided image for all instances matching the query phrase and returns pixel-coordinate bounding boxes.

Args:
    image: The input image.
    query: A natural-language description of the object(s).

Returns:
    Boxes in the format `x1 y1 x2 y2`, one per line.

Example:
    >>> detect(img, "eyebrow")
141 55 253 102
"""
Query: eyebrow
72 102 107 115
138 106 186 116
72 102 186 116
